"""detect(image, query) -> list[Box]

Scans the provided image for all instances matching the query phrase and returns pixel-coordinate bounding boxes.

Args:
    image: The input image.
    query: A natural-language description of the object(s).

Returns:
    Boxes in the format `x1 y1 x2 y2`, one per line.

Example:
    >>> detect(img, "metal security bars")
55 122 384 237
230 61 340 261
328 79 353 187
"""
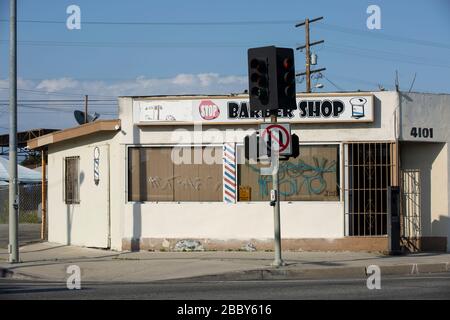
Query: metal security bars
64 156 80 204
400 169 421 250
344 142 397 236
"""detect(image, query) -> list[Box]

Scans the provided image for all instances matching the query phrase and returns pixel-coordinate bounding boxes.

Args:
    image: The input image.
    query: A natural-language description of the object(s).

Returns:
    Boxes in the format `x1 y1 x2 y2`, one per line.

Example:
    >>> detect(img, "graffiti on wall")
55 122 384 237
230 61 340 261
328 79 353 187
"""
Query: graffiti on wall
248 157 337 198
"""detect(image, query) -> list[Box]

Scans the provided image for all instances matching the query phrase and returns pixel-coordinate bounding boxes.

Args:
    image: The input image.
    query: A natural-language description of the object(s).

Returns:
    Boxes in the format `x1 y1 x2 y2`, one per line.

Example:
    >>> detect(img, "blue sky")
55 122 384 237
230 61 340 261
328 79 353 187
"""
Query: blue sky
0 0 449 132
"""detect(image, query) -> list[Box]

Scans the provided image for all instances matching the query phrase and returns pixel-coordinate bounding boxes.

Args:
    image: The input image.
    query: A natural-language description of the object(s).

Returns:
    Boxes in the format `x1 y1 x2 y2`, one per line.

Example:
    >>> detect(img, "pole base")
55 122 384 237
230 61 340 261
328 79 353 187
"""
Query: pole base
271 260 286 267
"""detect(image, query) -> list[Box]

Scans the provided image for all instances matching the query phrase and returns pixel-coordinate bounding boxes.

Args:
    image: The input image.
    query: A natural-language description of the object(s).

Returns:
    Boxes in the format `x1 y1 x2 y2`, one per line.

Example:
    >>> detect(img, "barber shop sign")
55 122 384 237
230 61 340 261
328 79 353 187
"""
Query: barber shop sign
136 94 374 124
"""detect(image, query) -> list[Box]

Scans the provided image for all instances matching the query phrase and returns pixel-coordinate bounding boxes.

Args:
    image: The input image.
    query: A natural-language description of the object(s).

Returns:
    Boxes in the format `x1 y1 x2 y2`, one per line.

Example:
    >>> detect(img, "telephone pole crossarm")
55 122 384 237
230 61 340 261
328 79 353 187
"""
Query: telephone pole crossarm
295 16 323 27
296 40 324 51
296 67 326 77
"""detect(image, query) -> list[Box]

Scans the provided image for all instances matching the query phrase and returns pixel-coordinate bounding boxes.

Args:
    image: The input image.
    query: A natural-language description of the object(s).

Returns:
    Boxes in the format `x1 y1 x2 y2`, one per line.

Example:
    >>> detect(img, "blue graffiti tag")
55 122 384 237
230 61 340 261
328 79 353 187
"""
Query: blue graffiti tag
247 157 336 197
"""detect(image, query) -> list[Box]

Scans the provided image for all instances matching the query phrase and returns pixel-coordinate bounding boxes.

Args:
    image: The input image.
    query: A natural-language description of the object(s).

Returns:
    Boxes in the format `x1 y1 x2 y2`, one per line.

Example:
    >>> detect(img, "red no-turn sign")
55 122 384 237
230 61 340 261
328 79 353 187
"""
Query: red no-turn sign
260 123 292 156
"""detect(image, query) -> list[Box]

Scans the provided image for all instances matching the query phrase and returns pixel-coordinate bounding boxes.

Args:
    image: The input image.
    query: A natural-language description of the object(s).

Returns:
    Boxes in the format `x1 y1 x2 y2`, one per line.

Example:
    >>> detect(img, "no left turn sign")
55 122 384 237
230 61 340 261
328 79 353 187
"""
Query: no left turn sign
260 123 292 156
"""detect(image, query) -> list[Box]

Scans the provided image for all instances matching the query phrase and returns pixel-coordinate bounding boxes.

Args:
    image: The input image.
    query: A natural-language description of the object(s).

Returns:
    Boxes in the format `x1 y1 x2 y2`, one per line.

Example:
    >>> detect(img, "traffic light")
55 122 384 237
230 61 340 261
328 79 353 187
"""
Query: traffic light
244 132 300 162
248 46 273 111
290 134 300 158
276 48 296 109
248 46 296 112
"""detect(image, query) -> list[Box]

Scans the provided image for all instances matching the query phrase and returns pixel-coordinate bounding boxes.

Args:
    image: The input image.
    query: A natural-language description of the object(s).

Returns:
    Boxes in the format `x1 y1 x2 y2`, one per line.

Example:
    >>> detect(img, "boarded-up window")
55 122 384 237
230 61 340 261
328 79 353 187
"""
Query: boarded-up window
128 146 223 202
237 145 340 201
65 156 80 204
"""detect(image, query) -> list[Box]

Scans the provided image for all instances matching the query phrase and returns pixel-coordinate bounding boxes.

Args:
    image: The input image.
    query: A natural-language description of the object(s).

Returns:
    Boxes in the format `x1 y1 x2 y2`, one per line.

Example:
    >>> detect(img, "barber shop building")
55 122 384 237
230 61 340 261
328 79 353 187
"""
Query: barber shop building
27 91 450 252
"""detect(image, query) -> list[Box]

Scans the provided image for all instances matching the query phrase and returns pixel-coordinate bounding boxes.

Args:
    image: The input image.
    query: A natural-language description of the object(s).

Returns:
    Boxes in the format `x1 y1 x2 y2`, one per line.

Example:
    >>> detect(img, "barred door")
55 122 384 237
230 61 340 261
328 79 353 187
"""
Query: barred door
400 169 421 250
344 142 397 236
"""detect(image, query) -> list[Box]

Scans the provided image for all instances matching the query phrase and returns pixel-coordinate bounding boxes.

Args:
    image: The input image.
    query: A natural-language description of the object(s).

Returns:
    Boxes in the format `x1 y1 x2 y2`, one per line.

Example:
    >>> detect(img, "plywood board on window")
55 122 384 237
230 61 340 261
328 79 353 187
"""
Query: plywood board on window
147 147 174 201
238 145 339 202
174 147 222 201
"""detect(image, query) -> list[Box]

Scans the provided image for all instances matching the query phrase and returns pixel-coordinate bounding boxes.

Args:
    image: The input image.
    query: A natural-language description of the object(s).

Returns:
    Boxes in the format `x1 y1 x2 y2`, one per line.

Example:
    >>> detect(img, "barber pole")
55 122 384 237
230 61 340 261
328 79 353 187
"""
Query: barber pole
94 147 100 185
223 143 236 203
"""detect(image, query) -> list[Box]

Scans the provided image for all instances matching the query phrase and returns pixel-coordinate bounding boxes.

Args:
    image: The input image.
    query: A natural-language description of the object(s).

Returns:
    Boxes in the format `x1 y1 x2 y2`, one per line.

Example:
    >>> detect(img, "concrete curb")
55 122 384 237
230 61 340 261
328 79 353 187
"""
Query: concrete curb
175 262 450 282
0 267 14 278
0 266 43 281
1 262 449 282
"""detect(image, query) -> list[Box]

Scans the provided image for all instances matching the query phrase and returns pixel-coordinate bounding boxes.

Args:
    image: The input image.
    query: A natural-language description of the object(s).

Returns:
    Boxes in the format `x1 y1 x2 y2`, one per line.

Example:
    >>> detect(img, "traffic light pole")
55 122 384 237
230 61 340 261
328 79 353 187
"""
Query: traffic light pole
270 114 284 267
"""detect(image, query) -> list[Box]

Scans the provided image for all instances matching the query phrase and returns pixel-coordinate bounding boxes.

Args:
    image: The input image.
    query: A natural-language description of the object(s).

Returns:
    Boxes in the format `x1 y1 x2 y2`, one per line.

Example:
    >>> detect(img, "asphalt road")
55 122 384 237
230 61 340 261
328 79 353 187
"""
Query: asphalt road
1 273 449 300
0 224 41 248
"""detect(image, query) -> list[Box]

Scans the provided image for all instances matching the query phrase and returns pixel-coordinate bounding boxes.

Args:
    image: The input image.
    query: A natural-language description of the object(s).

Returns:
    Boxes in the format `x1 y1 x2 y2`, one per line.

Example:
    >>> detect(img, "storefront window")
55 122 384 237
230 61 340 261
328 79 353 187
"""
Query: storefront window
128 146 223 202
237 145 340 201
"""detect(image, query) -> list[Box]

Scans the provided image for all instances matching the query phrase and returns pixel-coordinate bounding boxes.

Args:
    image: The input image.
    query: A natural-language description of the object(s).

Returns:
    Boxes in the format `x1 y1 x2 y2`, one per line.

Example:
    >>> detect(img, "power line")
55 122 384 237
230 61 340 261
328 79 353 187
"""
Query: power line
322 74 345 91
317 22 450 50
0 39 295 48
0 87 116 98
1 18 448 50
0 99 115 101
0 19 297 26
325 41 450 65
324 46 450 69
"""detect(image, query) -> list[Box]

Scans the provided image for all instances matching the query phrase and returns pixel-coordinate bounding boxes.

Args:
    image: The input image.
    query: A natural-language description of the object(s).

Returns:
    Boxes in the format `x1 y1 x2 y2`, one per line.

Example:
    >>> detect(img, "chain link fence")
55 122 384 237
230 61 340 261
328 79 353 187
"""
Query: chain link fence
0 183 42 224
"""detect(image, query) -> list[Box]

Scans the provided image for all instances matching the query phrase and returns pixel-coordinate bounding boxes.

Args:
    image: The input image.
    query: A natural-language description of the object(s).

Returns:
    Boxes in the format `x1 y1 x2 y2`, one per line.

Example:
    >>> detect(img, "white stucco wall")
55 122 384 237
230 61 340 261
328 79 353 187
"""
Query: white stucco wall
47 132 118 248
122 202 344 241
400 92 450 251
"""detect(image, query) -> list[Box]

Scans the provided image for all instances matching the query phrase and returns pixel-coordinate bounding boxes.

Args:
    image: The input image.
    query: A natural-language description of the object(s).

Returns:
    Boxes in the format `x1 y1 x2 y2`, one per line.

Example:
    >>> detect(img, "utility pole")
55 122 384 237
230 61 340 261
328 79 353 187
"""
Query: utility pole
84 95 88 124
9 0 19 263
295 17 326 93
395 70 400 92
41 148 47 240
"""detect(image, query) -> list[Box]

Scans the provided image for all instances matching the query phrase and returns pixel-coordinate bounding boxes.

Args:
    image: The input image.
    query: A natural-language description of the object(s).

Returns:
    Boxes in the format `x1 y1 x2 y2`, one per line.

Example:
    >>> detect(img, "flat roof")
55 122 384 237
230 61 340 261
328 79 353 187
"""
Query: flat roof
0 128 60 147
27 119 121 150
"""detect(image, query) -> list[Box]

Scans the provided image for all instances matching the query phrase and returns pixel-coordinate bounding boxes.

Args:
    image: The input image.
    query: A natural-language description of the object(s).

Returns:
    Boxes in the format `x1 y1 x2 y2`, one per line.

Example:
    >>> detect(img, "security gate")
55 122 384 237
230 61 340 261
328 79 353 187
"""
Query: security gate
400 169 421 250
344 142 398 236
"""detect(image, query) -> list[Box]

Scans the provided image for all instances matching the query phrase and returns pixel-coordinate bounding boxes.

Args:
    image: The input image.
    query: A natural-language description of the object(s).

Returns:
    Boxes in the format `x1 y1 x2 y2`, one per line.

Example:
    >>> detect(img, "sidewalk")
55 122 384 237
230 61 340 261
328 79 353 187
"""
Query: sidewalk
1 242 449 282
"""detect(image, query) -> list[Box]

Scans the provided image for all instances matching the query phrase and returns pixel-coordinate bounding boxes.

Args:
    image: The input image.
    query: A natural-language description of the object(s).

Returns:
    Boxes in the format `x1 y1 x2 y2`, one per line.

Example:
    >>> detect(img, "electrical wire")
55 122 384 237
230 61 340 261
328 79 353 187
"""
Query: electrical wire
322 74 345 91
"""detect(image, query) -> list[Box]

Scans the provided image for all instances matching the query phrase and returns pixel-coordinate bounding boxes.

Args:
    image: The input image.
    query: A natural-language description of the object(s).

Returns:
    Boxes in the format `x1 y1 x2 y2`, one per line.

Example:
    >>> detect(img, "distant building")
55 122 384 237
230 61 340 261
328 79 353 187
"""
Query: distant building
28 91 450 252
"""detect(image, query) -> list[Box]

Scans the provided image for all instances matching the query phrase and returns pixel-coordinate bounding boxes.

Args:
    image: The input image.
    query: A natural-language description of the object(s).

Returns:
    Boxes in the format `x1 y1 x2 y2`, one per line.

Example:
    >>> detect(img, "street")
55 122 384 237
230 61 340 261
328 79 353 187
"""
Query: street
0 224 41 249
1 273 449 300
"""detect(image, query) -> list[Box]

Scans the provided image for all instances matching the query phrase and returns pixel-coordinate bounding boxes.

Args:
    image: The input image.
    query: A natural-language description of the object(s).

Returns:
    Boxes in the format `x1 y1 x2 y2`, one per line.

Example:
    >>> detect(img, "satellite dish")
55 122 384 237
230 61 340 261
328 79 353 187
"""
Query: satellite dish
74 110 100 125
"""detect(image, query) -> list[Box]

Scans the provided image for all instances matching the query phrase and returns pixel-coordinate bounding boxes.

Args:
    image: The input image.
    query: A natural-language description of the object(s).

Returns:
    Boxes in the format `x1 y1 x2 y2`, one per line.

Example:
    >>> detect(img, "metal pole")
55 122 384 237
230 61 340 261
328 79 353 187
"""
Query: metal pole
270 114 284 267
9 0 19 263
84 95 88 124
41 148 47 240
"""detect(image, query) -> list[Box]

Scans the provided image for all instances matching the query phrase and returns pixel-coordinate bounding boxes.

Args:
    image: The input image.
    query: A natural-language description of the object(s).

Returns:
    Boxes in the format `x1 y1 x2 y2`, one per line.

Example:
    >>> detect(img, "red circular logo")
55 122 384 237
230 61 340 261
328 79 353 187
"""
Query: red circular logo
199 100 220 120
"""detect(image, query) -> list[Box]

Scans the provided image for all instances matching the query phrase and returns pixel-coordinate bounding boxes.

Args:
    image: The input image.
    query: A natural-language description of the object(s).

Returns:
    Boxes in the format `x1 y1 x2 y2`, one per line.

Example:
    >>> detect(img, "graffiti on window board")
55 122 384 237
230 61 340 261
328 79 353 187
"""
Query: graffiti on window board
247 157 337 198
148 175 222 192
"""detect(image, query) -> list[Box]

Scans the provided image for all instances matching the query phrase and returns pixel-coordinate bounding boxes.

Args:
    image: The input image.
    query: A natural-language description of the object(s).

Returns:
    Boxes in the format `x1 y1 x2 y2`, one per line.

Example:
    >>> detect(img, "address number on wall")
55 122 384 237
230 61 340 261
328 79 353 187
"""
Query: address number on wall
410 127 434 139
